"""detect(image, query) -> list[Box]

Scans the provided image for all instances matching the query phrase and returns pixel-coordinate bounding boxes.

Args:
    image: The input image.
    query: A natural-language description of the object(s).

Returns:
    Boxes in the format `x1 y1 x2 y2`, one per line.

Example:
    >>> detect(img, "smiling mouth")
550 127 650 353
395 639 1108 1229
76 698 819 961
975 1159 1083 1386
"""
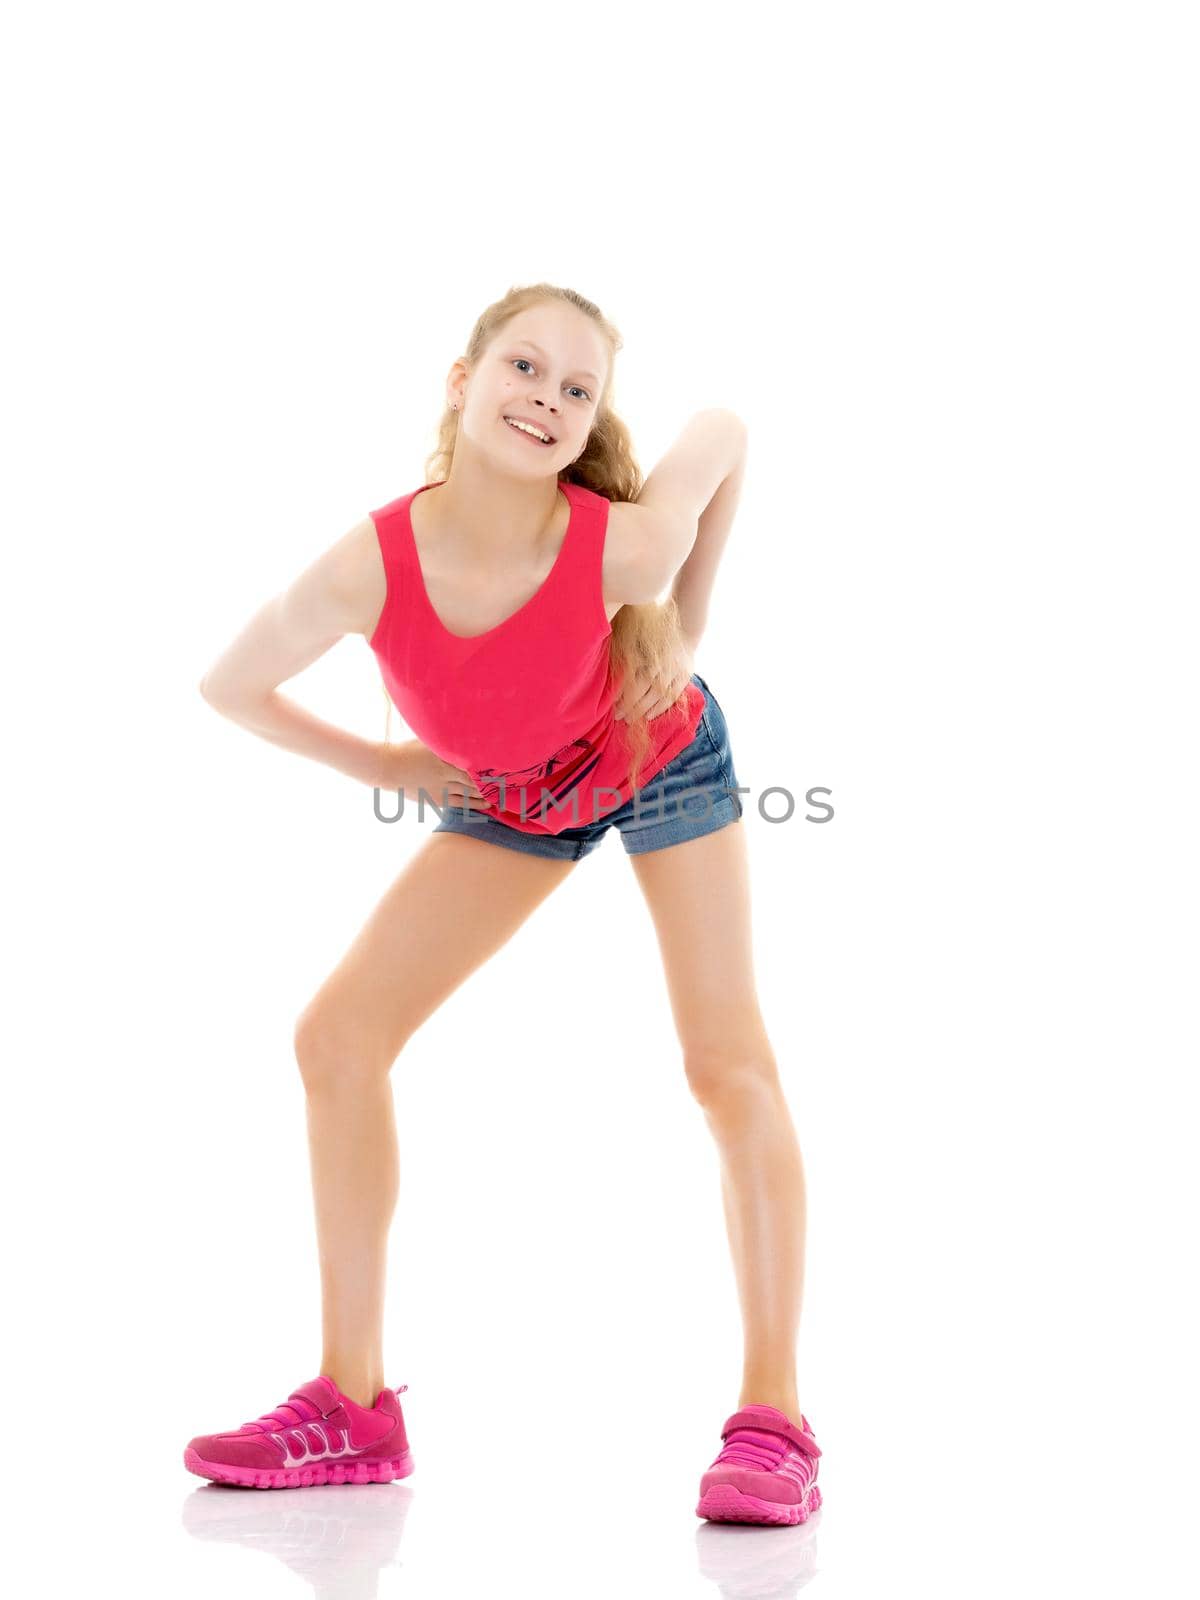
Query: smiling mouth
503 416 556 445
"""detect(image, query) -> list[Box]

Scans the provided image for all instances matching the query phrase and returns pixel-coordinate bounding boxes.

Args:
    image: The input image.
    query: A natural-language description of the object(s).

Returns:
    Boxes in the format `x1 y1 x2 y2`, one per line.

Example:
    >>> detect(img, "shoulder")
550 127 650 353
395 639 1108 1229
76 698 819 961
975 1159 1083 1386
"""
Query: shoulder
601 499 684 607
368 492 413 526
303 513 393 640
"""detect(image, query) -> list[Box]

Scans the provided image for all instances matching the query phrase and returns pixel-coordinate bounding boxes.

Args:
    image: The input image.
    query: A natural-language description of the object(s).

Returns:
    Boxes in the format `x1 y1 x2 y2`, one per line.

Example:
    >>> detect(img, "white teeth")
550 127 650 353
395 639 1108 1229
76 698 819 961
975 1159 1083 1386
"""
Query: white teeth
505 417 552 443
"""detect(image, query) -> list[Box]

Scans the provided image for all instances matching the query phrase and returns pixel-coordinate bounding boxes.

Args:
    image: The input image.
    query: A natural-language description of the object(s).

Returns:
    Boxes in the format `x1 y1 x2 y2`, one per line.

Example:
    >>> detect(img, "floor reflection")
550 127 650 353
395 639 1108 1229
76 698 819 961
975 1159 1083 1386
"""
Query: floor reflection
181 1479 819 1598
695 1509 821 1597
181 1480 413 1599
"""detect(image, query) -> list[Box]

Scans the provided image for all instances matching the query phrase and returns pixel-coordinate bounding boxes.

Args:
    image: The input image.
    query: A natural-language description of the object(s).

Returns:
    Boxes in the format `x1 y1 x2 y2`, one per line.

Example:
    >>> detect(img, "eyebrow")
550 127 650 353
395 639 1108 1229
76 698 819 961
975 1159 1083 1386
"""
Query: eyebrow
514 340 601 386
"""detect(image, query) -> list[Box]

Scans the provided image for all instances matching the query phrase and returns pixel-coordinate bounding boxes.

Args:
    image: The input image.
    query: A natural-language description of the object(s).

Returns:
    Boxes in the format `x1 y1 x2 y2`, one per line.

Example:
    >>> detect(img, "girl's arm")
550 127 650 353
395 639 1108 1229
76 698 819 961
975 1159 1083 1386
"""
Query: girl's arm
665 428 747 648
622 410 748 642
198 516 391 788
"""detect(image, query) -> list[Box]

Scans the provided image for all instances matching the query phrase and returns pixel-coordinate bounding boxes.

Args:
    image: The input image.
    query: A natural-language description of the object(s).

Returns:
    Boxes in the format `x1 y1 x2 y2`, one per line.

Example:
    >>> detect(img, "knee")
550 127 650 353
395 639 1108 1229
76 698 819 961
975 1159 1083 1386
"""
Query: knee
293 1004 395 1093
682 1044 781 1112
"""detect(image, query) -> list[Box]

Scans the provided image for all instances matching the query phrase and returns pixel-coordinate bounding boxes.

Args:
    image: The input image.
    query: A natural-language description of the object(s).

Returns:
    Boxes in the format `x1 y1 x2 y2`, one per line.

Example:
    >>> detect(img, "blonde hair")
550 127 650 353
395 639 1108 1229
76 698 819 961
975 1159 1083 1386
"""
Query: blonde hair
386 281 694 797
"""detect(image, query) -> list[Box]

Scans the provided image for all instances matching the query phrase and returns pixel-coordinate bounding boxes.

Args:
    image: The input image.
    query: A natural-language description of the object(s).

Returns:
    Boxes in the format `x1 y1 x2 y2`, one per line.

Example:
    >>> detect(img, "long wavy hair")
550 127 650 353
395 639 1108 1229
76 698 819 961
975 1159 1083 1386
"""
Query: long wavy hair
400 281 694 797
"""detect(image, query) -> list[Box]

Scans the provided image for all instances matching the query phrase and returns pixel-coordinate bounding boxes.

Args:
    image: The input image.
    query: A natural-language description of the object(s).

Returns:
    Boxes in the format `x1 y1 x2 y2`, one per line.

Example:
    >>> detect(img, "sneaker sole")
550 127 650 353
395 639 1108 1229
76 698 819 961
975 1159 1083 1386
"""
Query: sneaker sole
696 1480 822 1525
183 1446 414 1489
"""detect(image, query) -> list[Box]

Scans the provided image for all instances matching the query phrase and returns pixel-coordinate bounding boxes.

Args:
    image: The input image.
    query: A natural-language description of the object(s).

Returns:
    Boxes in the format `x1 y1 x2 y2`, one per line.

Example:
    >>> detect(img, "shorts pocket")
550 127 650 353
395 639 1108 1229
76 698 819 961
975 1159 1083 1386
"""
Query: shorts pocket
696 683 738 796
699 708 724 762
698 683 727 750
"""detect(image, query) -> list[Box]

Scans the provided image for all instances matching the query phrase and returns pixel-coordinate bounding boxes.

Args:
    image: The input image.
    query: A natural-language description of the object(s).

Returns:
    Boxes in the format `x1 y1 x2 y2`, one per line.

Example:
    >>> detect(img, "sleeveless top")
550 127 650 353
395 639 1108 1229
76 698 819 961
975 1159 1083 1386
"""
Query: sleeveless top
365 479 705 835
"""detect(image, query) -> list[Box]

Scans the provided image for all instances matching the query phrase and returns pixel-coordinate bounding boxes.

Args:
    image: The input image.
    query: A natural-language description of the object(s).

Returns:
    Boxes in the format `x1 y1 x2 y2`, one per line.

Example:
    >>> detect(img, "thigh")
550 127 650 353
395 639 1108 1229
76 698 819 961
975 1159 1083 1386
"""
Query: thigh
296 832 578 1073
627 820 769 1071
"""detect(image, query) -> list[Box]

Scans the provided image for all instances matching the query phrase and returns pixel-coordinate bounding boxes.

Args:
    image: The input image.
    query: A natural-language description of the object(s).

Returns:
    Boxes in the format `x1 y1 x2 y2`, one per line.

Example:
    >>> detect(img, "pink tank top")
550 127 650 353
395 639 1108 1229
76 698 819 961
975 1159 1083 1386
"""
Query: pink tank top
366 479 705 834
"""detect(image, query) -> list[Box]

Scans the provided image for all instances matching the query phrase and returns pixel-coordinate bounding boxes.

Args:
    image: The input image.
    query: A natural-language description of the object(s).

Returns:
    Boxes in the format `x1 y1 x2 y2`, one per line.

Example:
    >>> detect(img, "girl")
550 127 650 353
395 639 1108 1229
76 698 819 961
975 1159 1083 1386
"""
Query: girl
183 283 822 1526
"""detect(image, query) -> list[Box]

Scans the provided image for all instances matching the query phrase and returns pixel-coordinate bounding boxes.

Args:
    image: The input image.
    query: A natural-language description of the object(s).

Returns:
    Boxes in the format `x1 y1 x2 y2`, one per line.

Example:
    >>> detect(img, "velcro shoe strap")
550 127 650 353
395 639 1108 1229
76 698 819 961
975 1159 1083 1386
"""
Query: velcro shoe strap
721 1407 822 1459
291 1378 341 1417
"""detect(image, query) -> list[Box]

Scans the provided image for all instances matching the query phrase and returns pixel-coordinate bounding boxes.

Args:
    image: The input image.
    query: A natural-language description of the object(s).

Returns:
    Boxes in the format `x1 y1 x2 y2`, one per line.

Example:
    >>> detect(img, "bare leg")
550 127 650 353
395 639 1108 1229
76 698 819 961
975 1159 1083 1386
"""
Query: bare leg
629 821 807 1424
294 833 578 1409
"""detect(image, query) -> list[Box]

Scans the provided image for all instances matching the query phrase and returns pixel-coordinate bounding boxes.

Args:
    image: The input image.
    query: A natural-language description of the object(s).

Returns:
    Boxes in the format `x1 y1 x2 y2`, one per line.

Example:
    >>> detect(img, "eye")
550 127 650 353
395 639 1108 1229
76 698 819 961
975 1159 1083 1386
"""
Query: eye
512 358 592 403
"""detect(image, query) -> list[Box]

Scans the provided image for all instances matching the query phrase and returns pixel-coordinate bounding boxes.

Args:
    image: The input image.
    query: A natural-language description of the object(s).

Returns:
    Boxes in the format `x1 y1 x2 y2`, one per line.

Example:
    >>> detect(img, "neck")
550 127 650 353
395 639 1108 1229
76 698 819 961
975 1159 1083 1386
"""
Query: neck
427 452 563 556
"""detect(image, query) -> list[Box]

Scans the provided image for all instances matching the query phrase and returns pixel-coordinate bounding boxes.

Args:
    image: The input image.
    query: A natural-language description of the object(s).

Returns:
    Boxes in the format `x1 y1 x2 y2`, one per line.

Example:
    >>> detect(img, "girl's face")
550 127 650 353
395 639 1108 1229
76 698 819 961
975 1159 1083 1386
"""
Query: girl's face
457 308 608 473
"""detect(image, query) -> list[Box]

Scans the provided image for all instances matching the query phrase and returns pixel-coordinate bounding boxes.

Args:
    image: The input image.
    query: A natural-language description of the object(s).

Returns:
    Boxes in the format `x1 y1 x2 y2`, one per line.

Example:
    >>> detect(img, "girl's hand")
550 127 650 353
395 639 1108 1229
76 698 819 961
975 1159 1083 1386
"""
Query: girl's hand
614 634 698 723
373 738 489 809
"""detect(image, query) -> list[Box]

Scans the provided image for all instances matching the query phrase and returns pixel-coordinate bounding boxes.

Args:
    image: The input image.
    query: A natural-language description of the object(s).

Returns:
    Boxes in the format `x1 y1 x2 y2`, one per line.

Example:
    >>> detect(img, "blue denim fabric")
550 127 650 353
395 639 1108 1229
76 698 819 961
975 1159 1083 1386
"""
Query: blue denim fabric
430 673 744 862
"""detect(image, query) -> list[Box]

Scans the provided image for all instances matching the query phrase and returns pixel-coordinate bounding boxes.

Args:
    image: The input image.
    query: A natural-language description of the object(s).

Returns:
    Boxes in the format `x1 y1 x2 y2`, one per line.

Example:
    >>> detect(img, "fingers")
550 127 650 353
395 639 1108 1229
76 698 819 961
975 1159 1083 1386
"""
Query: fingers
619 675 688 724
616 653 693 723
436 762 488 810
618 687 655 722
444 762 485 798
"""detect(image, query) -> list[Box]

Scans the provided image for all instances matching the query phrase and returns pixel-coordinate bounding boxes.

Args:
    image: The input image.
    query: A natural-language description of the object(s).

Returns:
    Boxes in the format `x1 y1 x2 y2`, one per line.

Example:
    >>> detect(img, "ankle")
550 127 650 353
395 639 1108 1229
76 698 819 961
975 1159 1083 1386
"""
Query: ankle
738 1394 802 1426
322 1368 386 1410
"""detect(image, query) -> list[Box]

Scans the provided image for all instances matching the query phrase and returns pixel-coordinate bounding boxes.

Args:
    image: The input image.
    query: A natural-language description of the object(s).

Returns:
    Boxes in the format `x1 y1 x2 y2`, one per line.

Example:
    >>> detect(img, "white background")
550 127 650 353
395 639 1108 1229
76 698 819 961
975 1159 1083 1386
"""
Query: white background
5 3 1196 1596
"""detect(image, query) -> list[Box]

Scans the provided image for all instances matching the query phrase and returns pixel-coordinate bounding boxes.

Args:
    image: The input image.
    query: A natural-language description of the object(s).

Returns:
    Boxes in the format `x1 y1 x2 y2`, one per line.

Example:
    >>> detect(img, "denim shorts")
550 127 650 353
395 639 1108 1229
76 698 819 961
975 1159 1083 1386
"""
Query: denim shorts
431 673 744 862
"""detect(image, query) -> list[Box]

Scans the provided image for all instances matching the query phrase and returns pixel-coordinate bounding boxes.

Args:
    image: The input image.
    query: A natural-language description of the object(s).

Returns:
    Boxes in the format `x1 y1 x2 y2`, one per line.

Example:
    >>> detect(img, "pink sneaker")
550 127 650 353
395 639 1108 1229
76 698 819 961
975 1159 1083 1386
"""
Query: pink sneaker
183 1375 414 1489
696 1404 823 1525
